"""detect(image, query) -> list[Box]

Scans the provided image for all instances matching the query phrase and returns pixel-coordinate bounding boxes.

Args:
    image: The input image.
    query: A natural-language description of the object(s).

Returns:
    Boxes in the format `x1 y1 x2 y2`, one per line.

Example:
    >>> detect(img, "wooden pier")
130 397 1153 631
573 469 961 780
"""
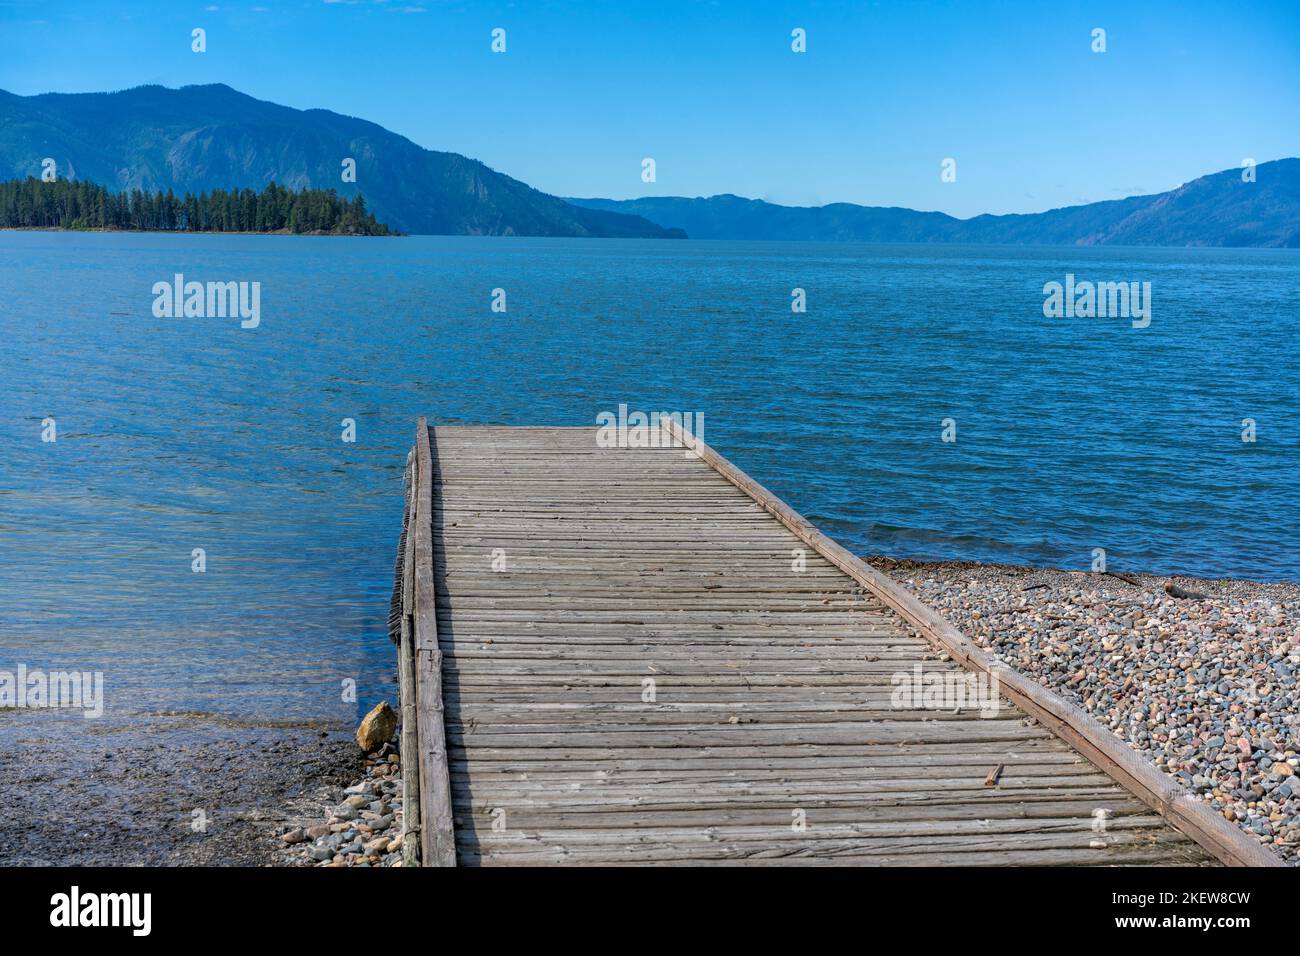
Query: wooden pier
391 419 1279 867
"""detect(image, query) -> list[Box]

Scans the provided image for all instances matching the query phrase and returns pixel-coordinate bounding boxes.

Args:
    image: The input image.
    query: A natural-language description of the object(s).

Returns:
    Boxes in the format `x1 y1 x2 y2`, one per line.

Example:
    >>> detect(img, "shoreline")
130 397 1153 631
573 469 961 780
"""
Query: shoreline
871 556 1300 864
4 556 1295 866
0 714 361 866
0 226 398 237
867 556 1300 596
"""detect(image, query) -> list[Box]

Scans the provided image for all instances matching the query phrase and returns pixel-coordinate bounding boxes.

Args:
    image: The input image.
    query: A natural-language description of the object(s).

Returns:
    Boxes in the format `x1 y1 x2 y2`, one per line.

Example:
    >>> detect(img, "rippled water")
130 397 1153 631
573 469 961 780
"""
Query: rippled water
1 232 1297 724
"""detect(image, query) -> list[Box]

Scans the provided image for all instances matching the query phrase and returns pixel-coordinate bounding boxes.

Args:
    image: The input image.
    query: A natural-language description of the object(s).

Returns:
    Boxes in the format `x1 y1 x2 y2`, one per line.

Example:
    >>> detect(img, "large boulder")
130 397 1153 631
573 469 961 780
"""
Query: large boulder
356 701 397 753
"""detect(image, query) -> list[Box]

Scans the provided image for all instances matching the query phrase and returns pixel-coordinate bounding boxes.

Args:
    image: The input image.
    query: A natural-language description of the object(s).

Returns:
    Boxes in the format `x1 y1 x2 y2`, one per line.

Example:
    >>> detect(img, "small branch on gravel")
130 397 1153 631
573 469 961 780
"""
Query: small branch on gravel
1103 571 1142 586
1022 583 1051 591
1164 581 1210 600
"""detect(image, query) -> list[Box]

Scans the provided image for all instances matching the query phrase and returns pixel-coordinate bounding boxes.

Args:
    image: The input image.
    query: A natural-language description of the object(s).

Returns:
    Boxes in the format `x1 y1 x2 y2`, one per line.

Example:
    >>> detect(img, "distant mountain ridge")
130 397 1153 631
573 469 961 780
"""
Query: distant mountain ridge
0 83 682 238
1 83 1294 246
571 160 1300 247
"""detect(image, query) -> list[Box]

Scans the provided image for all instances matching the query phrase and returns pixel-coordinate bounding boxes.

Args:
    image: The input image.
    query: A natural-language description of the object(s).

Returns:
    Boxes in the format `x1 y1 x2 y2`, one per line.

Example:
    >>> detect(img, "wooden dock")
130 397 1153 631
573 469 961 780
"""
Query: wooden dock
391 419 1279 867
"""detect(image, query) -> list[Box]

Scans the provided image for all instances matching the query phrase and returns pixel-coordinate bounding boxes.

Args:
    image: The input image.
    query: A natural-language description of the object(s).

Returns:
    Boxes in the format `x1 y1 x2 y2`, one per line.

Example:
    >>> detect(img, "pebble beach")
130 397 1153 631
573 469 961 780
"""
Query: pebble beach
278 735 407 867
871 557 1300 865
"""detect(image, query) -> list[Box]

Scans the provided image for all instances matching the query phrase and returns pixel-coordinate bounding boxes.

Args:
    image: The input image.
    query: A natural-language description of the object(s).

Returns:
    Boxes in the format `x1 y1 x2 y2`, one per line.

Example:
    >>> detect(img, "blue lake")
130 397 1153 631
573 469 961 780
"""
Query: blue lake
1 232 1297 723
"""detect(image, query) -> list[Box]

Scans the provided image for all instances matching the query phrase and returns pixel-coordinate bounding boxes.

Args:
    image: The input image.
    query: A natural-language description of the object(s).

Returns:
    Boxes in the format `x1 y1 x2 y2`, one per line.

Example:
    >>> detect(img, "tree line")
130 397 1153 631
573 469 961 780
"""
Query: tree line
0 178 393 235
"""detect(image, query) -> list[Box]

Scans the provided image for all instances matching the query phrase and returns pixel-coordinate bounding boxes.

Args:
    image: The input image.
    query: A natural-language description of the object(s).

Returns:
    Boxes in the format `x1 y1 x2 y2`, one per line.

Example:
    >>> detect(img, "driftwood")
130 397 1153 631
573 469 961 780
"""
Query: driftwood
1103 572 1141 586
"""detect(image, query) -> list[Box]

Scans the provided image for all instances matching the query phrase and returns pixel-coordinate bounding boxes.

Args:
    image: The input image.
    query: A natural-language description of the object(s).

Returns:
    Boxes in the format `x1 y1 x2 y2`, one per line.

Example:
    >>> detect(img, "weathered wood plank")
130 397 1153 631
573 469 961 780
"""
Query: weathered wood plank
398 452 421 867
413 419 456 867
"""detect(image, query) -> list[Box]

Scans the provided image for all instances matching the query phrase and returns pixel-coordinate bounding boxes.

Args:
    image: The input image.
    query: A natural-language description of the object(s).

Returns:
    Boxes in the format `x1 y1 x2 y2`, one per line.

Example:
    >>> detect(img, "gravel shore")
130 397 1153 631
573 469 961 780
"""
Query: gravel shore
15 558 1291 868
870 556 1300 865
277 738 406 867
0 715 360 866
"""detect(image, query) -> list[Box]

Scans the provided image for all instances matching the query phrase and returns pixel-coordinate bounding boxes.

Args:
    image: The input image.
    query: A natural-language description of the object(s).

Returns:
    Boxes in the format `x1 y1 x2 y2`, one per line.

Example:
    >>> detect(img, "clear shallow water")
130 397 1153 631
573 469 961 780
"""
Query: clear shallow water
1 232 1297 724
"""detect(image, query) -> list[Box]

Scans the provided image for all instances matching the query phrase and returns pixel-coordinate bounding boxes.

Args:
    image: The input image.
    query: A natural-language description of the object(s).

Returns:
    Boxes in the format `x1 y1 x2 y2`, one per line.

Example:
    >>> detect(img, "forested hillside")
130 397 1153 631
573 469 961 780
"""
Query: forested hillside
0 177 392 234
0 84 680 237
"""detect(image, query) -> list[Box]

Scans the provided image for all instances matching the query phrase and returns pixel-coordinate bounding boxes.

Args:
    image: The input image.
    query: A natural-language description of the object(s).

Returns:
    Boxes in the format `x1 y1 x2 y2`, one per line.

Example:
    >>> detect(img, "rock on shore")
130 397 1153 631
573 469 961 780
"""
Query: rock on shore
356 701 397 753
871 557 1300 865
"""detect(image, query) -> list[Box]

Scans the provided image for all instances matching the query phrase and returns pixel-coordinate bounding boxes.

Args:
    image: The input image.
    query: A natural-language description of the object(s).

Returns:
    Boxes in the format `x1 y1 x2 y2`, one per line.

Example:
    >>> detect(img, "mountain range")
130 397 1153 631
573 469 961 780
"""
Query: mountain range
572 160 1300 248
0 83 1296 247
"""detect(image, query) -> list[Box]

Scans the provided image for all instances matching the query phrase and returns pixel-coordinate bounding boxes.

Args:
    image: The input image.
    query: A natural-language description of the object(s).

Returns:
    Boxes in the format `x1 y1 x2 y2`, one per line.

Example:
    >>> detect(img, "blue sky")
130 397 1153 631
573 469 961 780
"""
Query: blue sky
1 0 1297 217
